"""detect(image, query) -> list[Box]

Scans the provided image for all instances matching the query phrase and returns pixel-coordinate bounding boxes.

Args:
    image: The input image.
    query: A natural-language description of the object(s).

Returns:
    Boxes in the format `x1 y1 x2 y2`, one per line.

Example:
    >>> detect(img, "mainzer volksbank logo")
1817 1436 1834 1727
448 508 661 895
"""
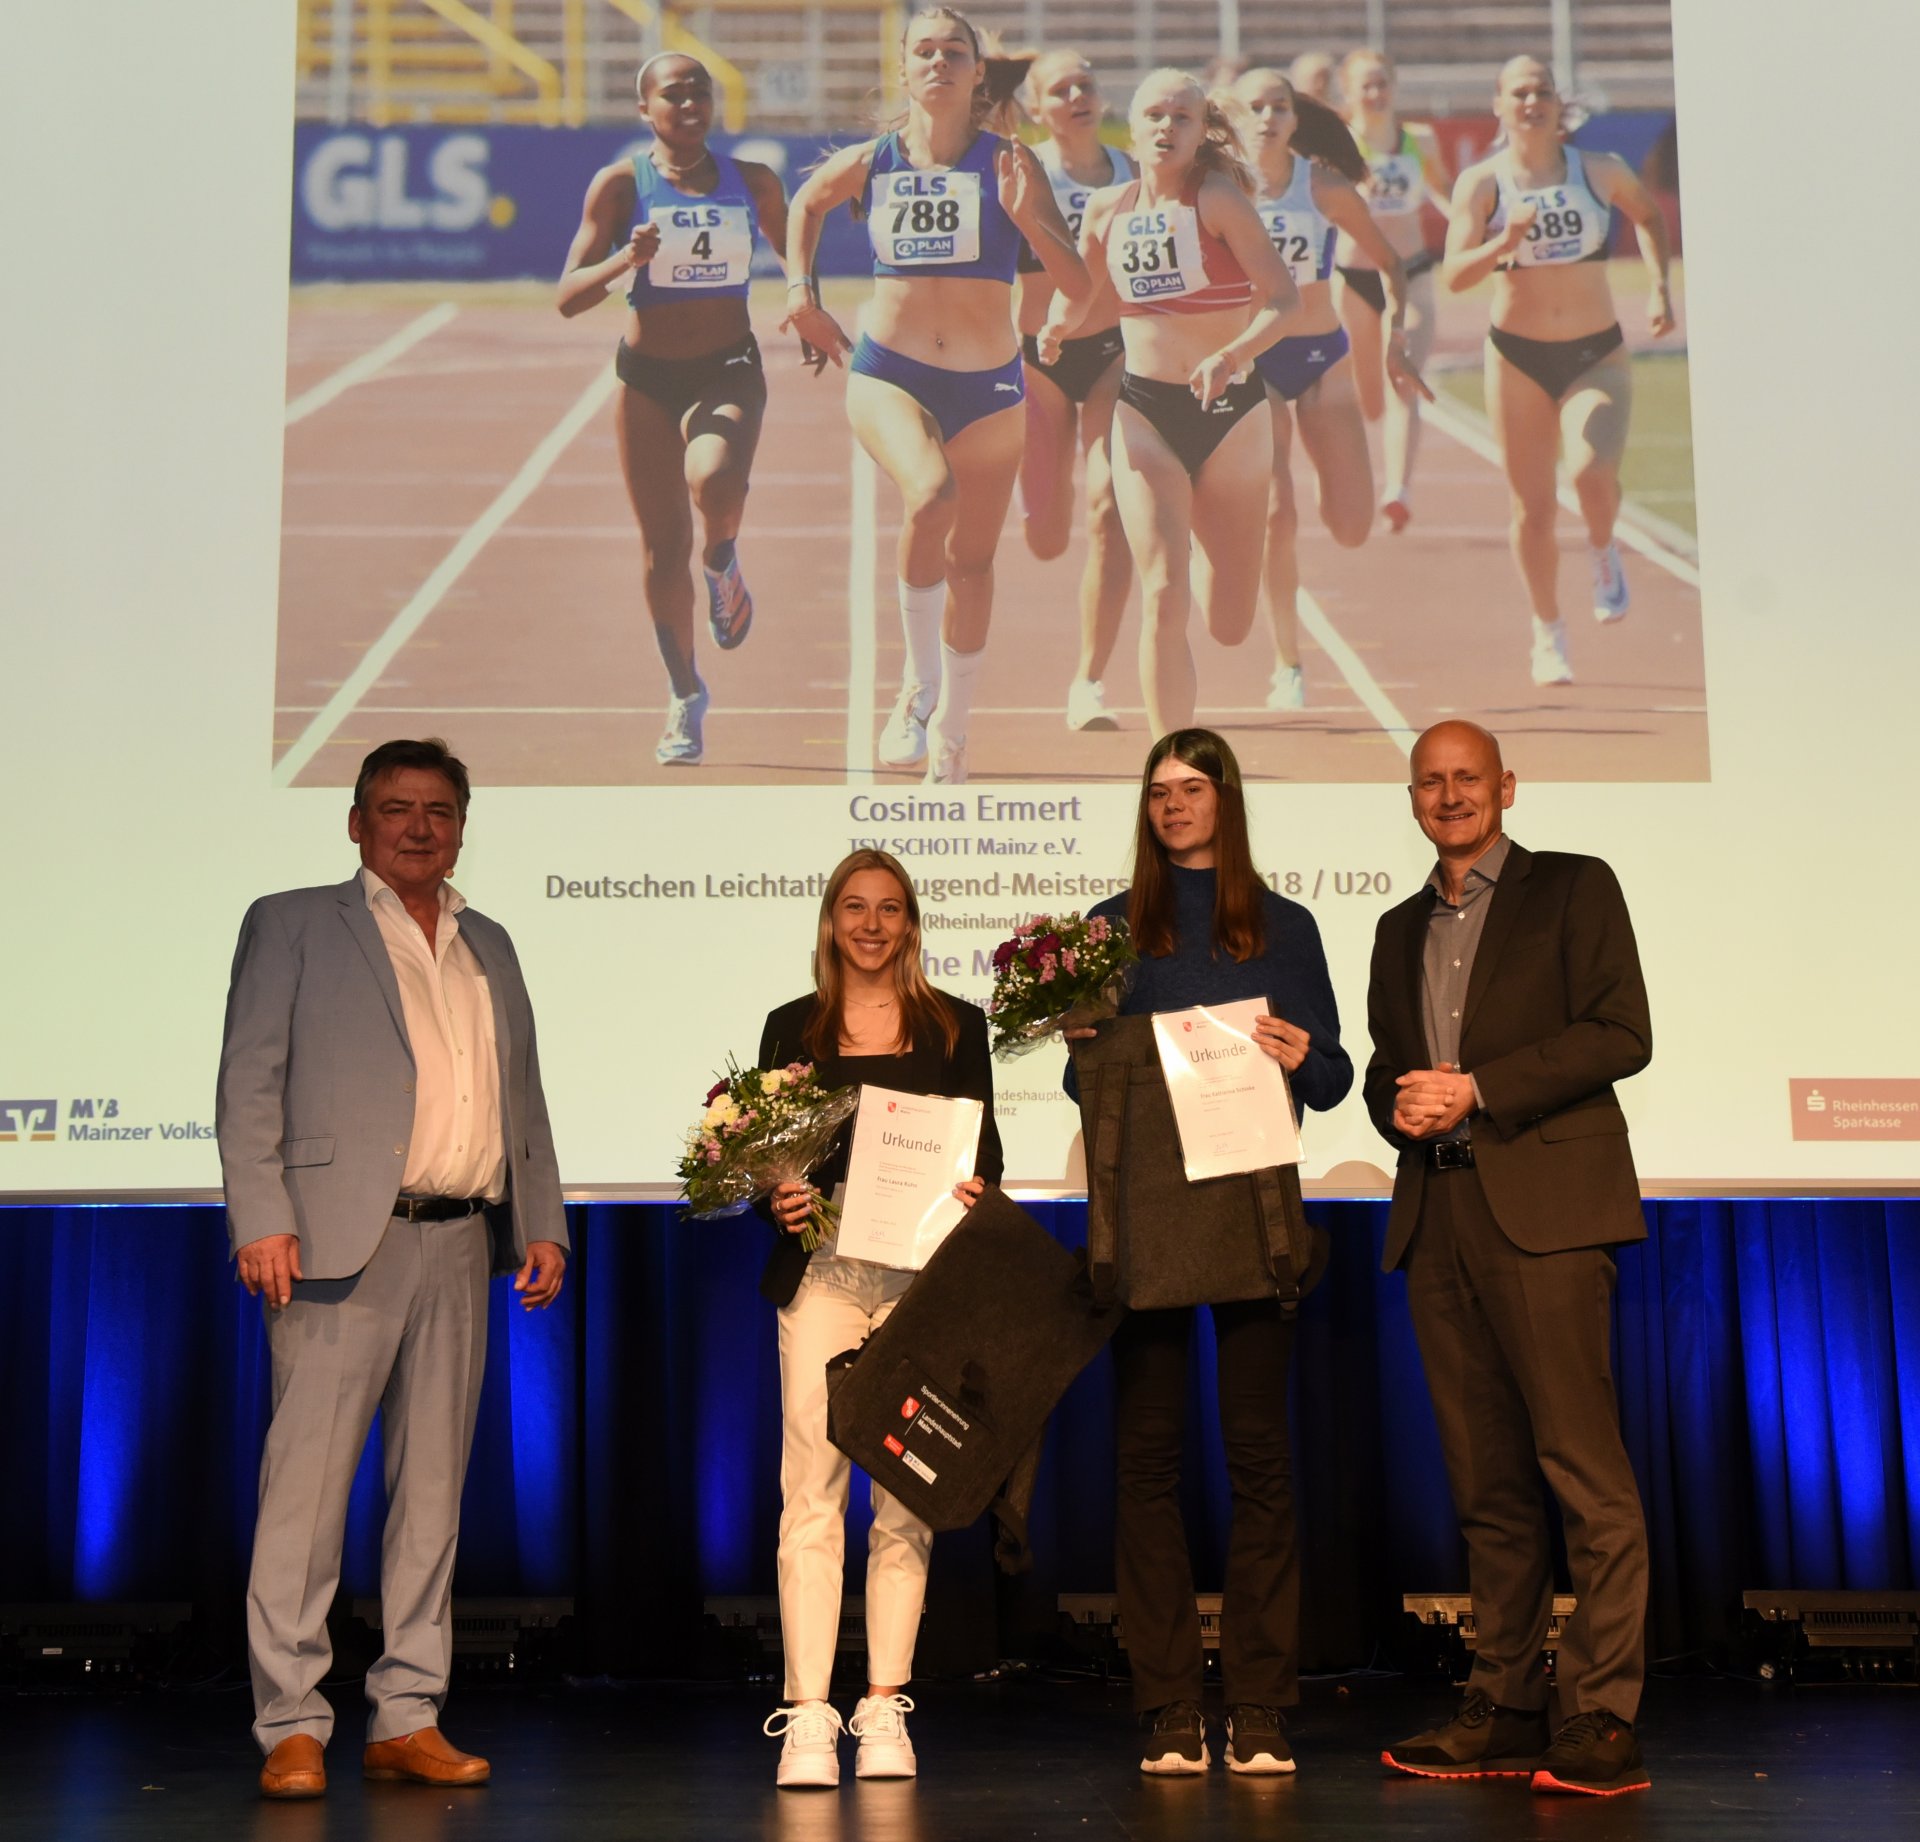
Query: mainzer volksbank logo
0 1099 59 1142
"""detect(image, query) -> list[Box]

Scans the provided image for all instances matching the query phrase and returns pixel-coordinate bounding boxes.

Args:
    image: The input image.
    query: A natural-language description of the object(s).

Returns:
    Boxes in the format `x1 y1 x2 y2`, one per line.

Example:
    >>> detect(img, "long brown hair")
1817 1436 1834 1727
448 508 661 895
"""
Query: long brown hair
892 7 1031 137
1235 68 1370 186
1127 730 1266 962
803 849 961 1060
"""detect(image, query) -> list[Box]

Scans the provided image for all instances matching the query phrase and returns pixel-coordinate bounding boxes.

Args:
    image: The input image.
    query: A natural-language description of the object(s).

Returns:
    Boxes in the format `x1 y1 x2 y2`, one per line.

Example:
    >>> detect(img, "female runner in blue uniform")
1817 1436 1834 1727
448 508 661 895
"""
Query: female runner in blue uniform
783 8 1088 785
558 53 790 767
1335 50 1453 533
1040 70 1300 740
1233 68 1428 712
1443 56 1673 686
1014 49 1137 734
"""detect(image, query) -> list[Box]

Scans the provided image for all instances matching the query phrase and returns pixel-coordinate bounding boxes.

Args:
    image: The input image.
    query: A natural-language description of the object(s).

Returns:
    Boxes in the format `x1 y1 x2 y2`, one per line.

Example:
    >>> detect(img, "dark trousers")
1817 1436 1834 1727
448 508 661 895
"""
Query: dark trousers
1112 1298 1299 1711
1404 1165 1649 1720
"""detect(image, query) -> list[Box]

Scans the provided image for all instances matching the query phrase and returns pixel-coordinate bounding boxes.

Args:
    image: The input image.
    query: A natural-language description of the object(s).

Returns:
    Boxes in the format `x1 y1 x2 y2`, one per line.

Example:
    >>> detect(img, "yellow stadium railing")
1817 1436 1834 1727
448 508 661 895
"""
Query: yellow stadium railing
602 0 748 133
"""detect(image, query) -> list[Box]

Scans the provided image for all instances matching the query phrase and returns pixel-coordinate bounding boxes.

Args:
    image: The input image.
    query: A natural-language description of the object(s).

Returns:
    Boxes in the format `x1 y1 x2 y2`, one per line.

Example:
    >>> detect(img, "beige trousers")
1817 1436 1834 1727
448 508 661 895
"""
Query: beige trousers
775 1250 932 1701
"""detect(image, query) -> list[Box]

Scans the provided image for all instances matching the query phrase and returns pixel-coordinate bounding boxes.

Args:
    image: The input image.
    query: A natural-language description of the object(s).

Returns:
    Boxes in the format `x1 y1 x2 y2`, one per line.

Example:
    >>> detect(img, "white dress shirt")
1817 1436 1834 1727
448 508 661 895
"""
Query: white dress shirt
361 868 506 1202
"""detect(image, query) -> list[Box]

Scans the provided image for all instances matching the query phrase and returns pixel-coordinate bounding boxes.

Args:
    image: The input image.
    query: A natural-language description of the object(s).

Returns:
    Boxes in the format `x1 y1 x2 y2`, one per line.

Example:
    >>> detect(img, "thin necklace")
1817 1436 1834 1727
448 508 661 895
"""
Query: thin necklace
846 997 897 1009
654 147 713 183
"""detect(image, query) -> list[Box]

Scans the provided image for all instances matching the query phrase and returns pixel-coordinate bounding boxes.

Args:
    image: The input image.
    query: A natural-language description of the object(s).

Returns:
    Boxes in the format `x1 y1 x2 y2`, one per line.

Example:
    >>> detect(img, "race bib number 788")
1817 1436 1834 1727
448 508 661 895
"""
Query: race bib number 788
872 169 983 267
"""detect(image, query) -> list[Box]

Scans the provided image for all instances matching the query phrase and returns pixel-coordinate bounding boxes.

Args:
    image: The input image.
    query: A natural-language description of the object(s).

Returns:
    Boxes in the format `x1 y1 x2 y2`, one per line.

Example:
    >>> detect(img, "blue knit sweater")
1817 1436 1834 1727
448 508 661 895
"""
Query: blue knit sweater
1063 865 1353 1113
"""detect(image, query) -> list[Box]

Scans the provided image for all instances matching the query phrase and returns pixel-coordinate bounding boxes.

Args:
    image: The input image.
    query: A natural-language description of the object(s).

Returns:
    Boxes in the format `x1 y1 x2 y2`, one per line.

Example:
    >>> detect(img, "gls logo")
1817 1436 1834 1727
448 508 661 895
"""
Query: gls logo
0 1100 57 1142
302 133 492 233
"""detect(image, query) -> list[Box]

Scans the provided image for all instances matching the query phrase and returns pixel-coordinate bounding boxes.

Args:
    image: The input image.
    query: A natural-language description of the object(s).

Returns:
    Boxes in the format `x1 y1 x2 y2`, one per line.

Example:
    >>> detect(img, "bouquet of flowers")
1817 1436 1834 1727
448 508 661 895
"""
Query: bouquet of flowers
986 911 1137 1058
677 1058 860 1250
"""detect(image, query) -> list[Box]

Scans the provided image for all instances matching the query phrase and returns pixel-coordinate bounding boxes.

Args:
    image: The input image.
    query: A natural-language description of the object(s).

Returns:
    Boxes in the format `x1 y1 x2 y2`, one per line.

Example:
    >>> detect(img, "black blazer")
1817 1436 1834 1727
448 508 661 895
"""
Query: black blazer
1364 844 1653 1270
755 990 1004 1307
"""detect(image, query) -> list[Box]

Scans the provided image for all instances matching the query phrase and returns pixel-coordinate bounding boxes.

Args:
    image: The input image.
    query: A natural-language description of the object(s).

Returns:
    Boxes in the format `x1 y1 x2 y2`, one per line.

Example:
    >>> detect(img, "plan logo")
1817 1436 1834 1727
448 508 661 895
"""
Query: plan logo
0 1099 57 1142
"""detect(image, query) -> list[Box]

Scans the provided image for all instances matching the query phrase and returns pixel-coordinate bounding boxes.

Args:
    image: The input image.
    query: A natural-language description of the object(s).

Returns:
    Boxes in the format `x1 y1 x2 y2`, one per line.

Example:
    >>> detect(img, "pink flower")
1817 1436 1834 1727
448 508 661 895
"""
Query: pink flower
1088 916 1110 942
1040 962 1056 984
1062 948 1079 974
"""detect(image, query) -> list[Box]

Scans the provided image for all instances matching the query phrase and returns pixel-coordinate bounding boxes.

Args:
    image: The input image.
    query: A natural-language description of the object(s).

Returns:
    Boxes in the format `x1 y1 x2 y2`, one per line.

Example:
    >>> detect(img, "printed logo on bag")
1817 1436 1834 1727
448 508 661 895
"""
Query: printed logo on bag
883 1434 905 1456
1182 1021 1194 1032
887 1100 898 1112
902 1396 921 1419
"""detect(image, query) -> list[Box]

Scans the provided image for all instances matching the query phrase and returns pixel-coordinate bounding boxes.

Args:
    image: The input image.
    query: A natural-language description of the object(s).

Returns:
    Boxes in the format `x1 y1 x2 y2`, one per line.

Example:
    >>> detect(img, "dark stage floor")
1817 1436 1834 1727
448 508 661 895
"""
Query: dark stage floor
3 1676 1917 1841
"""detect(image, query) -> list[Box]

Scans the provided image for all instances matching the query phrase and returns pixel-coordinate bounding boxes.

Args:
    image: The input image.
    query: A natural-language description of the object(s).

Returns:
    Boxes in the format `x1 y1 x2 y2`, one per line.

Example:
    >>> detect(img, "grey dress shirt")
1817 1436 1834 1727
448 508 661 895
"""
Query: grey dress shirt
1421 834 1513 1131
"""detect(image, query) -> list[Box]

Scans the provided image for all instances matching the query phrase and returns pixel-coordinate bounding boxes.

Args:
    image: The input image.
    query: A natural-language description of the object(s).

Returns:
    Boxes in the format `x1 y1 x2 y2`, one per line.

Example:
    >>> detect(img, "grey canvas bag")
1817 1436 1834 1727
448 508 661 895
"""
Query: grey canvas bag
1073 1011 1323 1311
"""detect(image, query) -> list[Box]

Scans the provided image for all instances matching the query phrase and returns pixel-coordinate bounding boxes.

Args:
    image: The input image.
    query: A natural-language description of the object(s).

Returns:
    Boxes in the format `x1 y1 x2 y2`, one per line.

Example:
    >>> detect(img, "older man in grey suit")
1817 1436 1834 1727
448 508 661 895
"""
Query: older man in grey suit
218 737 568 1799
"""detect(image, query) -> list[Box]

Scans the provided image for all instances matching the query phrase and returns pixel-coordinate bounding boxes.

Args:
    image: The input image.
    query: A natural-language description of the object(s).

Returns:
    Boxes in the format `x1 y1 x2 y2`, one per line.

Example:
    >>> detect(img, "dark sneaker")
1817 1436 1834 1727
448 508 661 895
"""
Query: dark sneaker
1382 1689 1548 1779
1139 1700 1209 1775
1531 1707 1650 1796
1224 1704 1295 1775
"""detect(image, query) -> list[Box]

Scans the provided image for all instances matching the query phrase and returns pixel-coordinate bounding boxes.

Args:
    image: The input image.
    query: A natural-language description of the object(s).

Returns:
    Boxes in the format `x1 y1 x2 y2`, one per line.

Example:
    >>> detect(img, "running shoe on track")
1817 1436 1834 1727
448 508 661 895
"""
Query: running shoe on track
1224 1705 1295 1775
878 684 935 769
655 680 709 766
1381 1689 1547 1780
763 1700 843 1789
1530 620 1574 686
849 1692 917 1779
1139 1701 1209 1775
1590 540 1630 623
705 550 754 649
1381 487 1412 535
1531 1707 1649 1796
1066 677 1118 731
925 729 968 786
1266 663 1306 712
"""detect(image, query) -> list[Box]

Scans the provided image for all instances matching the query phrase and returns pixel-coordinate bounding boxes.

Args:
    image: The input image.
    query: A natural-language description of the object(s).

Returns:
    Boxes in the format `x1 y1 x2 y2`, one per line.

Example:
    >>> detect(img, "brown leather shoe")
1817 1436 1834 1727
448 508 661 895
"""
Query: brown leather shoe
259 1733 326 1799
362 1727 491 1787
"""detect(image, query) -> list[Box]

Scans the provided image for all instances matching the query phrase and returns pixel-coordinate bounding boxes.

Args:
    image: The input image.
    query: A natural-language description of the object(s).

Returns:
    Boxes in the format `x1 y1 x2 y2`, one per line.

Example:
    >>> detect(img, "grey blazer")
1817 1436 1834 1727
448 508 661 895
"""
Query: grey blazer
216 876 568 1279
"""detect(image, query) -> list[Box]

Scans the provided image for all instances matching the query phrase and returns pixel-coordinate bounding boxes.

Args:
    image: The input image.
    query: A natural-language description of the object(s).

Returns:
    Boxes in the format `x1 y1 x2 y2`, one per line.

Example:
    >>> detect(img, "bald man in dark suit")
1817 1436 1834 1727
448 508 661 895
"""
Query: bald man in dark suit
1365 721 1653 1797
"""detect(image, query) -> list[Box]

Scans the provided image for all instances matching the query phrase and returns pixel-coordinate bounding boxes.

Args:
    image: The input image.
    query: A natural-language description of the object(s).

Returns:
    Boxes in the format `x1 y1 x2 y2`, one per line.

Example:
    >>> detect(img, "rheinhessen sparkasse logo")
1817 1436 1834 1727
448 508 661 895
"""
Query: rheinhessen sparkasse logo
0 1100 58 1142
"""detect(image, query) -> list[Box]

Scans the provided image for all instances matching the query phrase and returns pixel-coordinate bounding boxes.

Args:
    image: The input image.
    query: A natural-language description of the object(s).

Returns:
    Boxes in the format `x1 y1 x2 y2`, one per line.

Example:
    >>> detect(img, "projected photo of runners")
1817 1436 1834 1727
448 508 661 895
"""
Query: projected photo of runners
274 2 1700 789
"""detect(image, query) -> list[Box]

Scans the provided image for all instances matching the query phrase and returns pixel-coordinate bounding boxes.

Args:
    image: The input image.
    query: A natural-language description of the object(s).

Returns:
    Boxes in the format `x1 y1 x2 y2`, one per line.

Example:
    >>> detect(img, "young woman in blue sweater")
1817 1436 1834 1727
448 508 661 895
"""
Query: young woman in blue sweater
1071 728 1351 1776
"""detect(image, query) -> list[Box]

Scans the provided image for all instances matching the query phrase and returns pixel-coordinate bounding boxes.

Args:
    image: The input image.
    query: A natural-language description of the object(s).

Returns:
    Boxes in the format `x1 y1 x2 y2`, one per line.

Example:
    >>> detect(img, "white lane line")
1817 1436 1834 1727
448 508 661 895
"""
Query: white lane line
1295 588 1417 758
273 366 620 787
284 303 459 426
1420 390 1701 584
846 442 879 781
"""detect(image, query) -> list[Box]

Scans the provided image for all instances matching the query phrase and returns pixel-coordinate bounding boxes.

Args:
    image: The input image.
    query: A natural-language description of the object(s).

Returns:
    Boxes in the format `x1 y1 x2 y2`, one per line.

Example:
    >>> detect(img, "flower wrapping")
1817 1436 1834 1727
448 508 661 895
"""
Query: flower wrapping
986 911 1138 1059
677 1058 860 1250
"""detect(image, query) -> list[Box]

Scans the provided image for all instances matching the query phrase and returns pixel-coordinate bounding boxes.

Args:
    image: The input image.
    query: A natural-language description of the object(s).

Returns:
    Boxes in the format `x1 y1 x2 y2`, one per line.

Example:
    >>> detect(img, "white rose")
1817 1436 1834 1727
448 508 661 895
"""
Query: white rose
760 1070 785 1095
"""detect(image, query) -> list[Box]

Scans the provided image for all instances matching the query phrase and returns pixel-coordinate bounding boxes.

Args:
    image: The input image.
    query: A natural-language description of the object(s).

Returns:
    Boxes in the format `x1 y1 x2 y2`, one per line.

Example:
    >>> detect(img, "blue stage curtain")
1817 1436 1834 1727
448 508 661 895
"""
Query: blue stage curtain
2 1199 1915 1671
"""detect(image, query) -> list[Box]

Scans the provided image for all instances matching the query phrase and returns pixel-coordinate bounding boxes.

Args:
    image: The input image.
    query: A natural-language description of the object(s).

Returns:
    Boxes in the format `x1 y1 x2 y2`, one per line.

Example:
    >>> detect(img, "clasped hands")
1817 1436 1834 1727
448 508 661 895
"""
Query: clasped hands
1392 1063 1477 1139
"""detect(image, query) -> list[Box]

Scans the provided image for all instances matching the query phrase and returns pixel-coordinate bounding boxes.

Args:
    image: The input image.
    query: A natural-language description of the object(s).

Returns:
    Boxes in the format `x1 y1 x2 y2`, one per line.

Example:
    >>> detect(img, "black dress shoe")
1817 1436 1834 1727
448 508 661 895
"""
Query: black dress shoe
1382 1689 1548 1778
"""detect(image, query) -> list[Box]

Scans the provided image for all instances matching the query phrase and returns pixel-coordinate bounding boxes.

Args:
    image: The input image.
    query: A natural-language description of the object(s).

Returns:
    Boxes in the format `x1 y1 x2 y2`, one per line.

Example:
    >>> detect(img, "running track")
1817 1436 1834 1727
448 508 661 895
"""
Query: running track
275 280 1705 788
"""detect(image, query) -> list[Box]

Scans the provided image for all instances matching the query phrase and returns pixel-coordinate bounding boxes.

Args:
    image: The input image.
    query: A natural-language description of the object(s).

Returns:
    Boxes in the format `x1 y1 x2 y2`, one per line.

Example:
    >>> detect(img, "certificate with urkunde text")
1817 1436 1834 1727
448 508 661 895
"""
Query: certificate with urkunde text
1151 998 1302 1181
833 1086 985 1270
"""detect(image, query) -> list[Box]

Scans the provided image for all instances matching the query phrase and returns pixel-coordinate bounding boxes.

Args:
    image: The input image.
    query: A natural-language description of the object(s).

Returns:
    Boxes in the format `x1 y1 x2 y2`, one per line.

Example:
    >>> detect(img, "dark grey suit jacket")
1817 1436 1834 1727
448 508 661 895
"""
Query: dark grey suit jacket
1364 844 1652 1271
216 876 568 1280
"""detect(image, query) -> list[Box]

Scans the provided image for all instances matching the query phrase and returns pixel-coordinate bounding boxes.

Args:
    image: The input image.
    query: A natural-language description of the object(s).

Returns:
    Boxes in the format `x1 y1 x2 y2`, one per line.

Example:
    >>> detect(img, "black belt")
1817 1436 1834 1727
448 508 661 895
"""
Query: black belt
393 1195 488 1222
1424 1139 1475 1171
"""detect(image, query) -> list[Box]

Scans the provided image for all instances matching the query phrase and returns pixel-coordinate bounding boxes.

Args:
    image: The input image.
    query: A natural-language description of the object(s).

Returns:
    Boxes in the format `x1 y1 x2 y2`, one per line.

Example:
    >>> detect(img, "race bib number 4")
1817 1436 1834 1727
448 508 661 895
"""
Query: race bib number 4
873 169 983 266
1111 203 1206 303
649 203 753 288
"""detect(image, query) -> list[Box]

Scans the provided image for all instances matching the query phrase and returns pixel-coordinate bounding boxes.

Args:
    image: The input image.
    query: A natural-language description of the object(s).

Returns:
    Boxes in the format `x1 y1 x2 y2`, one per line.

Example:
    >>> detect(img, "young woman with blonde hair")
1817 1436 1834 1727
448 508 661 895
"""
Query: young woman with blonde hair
1040 70 1301 738
783 9 1088 784
754 848 1001 1786
1014 49 1137 732
1232 67 1429 711
1335 50 1454 534
1442 55 1673 685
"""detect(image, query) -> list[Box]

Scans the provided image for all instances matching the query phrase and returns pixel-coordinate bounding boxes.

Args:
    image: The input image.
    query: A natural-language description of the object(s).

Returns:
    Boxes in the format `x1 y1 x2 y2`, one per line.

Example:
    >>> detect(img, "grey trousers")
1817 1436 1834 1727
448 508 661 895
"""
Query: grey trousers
1404 1165 1649 1721
248 1212 491 1753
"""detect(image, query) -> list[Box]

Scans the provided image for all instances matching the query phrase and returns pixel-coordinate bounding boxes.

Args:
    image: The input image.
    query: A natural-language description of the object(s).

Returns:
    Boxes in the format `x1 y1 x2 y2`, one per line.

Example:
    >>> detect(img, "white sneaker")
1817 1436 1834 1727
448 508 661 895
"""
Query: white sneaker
849 1692 917 1780
1590 540 1630 623
925 727 968 785
1530 620 1574 686
878 683 935 769
1266 663 1305 712
764 1700 844 1789
655 679 709 765
1066 676 1118 731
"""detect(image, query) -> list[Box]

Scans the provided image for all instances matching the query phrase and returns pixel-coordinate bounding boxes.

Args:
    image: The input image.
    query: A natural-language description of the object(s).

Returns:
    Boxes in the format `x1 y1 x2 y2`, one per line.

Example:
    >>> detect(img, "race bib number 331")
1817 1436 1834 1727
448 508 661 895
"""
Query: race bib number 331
874 169 983 266
1112 203 1206 303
